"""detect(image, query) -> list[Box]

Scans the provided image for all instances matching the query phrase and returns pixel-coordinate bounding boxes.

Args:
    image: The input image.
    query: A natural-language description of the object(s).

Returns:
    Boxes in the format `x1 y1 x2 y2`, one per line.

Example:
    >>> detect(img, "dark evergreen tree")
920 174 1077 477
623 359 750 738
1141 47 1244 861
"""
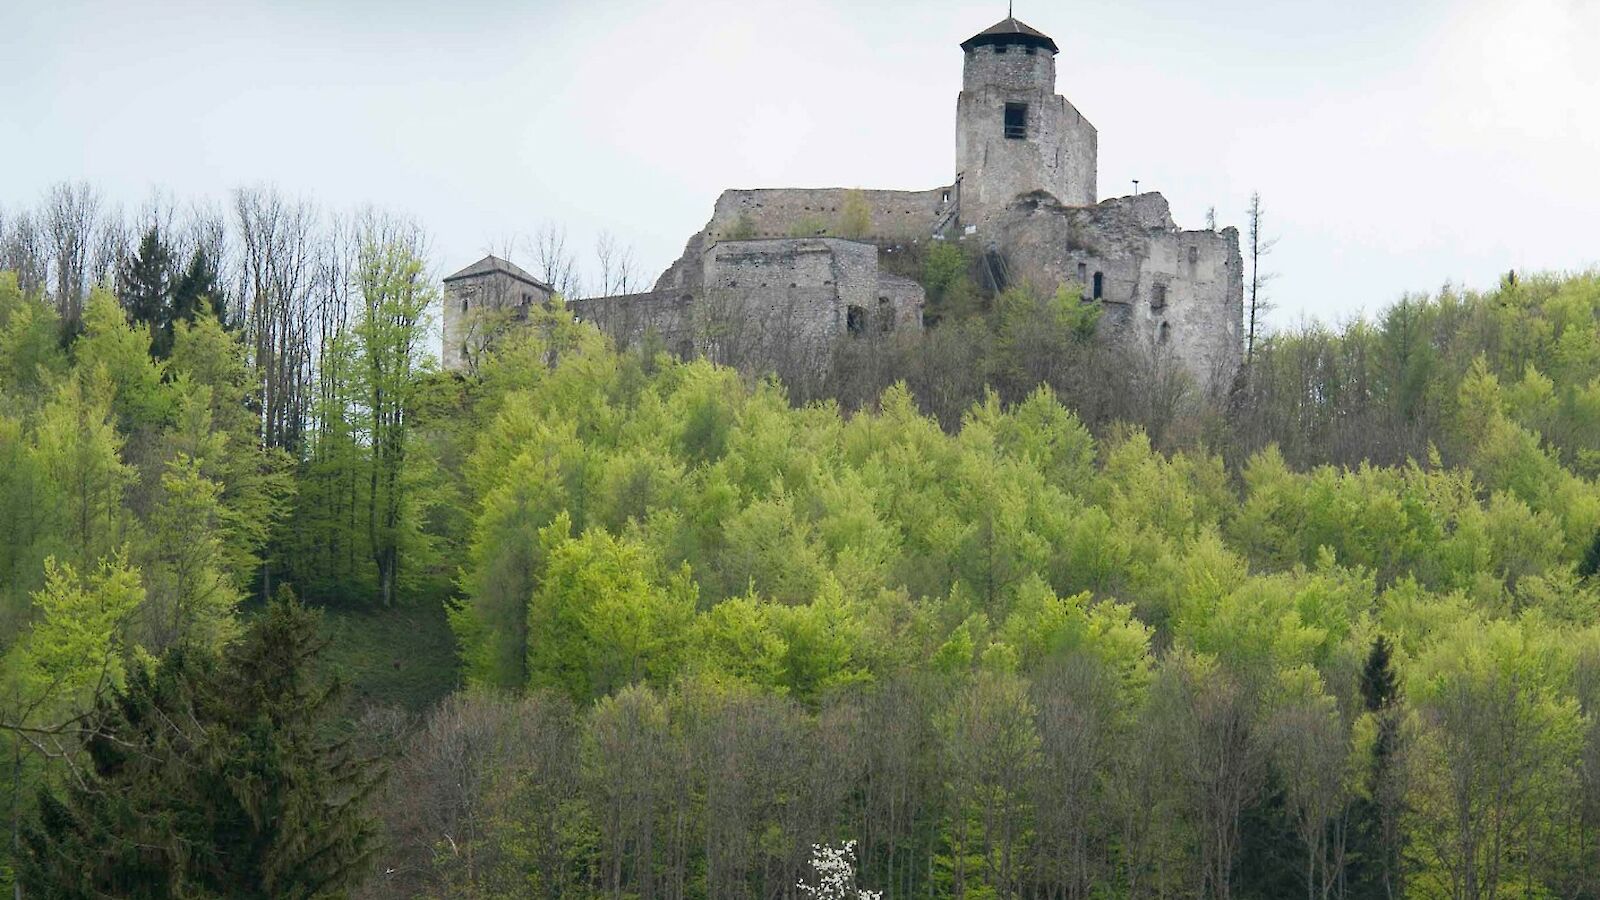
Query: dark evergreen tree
118 227 175 356
19 592 384 898
1581 529 1600 579
171 245 224 330
1233 776 1307 900
1347 635 1403 900
1359 634 1398 712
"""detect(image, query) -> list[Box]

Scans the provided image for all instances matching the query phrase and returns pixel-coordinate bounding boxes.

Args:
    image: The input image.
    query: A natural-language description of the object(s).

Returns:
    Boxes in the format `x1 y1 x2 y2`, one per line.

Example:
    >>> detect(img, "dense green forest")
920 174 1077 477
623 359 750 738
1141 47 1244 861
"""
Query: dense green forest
2 187 1600 898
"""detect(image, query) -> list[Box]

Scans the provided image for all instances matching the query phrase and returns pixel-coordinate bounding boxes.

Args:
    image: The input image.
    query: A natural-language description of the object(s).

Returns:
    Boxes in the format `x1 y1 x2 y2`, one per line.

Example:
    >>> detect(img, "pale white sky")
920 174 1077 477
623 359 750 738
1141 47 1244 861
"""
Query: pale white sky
4 0 1598 324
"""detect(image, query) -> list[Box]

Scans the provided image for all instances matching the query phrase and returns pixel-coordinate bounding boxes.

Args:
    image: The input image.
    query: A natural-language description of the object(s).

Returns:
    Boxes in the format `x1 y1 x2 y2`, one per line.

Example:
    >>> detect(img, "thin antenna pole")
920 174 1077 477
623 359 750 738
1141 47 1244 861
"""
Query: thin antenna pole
1009 0 1013 17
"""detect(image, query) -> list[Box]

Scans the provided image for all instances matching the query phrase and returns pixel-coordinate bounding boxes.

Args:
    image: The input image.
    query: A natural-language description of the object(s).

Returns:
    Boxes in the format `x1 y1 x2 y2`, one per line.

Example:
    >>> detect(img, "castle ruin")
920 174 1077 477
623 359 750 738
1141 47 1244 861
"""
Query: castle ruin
443 16 1243 392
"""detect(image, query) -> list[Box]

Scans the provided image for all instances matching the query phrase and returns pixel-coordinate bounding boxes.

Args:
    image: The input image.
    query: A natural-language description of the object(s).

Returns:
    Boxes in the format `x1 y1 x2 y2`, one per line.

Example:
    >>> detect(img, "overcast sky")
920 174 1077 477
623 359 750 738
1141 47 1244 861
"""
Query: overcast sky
5 0 1597 324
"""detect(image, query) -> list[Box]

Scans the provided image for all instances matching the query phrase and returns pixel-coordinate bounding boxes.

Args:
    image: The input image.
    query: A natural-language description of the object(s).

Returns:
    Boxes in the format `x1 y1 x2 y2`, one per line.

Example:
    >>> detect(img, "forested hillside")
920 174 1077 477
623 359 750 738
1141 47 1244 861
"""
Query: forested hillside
2 188 1600 898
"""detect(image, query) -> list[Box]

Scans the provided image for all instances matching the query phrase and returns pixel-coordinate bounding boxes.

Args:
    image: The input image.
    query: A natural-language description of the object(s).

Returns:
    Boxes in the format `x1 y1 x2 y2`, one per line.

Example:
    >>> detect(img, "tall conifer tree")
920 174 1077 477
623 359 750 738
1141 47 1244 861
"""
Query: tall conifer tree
19 593 384 898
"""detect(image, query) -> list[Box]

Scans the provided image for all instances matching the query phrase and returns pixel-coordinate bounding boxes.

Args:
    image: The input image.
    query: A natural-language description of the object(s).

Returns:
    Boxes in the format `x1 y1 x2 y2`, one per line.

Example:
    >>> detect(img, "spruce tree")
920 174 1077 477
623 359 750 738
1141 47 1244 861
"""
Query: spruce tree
170 246 223 331
19 592 384 898
1581 528 1600 579
118 227 174 356
1347 635 1403 900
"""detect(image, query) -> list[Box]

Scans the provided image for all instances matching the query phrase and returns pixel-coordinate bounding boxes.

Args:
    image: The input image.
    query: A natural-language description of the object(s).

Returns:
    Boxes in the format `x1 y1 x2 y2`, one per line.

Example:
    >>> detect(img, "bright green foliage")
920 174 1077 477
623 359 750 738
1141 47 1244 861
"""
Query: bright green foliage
74 287 172 432
5 263 1600 898
527 515 695 699
29 373 136 569
922 241 980 323
0 271 67 401
1408 616 1584 899
839 189 873 239
2 554 144 723
137 454 240 652
354 234 439 606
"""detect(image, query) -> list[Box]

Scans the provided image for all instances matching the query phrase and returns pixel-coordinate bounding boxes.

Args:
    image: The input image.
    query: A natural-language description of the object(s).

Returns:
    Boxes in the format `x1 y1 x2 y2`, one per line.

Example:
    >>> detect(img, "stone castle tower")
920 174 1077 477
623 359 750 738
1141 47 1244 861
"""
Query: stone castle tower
956 18 1097 227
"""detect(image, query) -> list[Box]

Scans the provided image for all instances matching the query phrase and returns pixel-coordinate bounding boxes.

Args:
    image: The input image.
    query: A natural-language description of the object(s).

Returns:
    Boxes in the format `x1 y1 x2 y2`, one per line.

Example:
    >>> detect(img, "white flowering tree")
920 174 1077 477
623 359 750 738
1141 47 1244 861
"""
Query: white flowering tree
798 840 881 900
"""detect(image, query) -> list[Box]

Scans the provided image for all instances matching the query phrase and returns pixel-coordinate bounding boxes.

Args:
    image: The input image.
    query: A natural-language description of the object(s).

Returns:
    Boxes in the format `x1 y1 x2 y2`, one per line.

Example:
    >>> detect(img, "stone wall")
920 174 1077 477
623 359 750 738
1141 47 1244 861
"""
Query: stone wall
956 42 1097 226
568 290 696 356
702 187 955 244
876 272 926 336
579 237 924 380
993 191 1242 393
698 237 876 374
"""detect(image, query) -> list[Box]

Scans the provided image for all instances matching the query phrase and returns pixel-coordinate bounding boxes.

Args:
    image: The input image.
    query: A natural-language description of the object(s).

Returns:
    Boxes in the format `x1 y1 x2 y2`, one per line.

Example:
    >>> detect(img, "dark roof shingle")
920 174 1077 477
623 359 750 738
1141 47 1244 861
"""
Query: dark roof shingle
443 255 553 291
960 17 1058 54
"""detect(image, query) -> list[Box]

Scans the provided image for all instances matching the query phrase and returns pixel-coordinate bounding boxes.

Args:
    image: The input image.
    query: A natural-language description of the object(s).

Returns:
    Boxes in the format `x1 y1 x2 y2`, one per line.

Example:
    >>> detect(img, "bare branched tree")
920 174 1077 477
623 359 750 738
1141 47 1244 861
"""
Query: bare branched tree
528 223 581 300
234 185 320 451
1245 191 1278 366
43 181 106 332
0 205 49 295
595 230 639 297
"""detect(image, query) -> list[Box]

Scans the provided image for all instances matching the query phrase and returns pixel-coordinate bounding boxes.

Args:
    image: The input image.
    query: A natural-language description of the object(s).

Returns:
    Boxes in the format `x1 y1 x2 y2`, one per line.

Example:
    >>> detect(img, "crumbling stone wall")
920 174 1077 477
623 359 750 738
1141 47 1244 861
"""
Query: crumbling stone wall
576 237 926 381
569 290 696 356
654 187 954 297
956 42 1097 226
702 187 955 244
698 237 877 375
875 272 926 335
993 191 1242 393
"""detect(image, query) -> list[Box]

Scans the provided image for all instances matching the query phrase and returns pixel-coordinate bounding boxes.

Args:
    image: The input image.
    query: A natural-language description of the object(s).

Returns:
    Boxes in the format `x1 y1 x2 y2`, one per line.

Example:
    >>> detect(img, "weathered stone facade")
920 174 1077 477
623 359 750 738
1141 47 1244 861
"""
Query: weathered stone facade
994 192 1243 388
575 237 923 377
441 256 555 372
956 22 1097 225
441 14 1241 393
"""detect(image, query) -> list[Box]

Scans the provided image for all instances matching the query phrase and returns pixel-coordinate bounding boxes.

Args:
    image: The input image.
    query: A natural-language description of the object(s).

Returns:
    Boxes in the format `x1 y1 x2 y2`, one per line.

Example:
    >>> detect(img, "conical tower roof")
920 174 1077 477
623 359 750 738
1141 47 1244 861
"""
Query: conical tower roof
960 16 1058 54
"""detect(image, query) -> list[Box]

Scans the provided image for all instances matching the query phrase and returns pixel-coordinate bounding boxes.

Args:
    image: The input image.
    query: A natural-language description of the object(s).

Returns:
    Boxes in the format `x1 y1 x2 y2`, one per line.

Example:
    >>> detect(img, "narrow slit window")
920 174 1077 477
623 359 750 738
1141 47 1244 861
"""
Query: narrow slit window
1092 271 1104 300
847 305 867 336
1151 283 1168 311
461 297 469 313
1004 102 1029 140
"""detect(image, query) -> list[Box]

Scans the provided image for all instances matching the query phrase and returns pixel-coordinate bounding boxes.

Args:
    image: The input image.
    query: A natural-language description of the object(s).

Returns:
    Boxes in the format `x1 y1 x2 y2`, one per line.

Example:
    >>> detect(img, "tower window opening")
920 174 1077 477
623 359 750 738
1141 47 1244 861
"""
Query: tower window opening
1159 321 1171 344
1092 272 1104 300
461 297 469 313
847 305 867 336
1151 283 1167 311
1004 102 1029 139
